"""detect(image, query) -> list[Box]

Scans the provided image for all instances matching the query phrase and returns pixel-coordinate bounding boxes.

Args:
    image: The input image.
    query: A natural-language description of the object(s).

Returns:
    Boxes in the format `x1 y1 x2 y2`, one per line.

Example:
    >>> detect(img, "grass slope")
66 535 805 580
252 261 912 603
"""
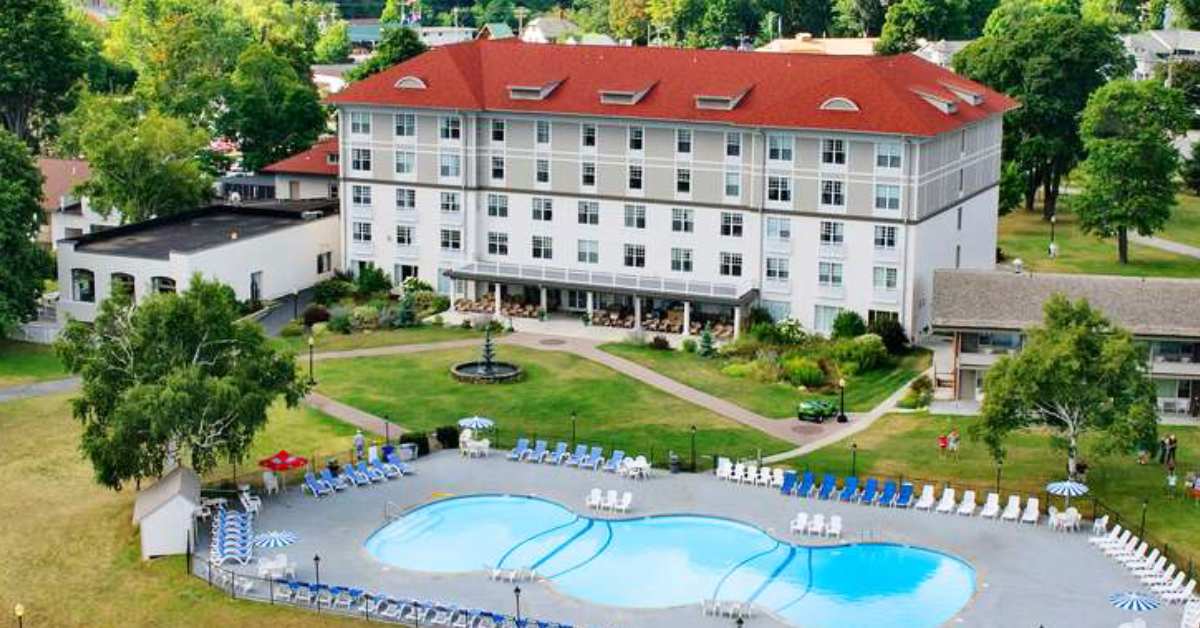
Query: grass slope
1165 193 1200 249
0 340 68 388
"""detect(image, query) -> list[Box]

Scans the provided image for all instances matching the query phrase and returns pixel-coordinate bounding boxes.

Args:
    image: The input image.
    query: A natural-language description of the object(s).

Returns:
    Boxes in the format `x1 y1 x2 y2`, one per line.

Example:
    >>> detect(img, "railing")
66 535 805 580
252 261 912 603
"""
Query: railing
452 261 752 300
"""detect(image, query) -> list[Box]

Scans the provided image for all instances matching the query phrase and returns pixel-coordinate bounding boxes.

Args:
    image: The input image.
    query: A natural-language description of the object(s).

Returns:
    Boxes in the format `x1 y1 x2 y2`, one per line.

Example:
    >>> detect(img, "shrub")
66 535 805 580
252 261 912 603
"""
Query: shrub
313 278 353 305
783 356 825 387
776 318 809 345
328 309 353 334
649 335 671 350
748 321 783 344
681 338 698 353
351 304 380 330
834 333 888 373
910 374 934 394
400 431 431 456
302 304 331 327
460 318 473 329
749 357 783 383
868 317 909 354
280 320 305 337
434 425 460 449
355 263 392 297
699 323 717 357
721 361 756 378
746 306 774 327
718 337 764 360
402 276 434 293
431 315 444 327
831 310 867 339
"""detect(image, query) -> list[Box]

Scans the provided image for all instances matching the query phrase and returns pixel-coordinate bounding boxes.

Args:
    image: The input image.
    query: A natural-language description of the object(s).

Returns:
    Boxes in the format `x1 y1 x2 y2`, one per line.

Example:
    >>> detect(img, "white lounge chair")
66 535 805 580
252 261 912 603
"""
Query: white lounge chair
957 490 977 516
914 485 936 511
1091 525 1125 547
741 465 759 484
935 488 957 514
716 459 733 481
789 512 809 535
771 468 785 488
1019 497 1039 524
756 467 773 487
807 514 826 536
1145 564 1178 587
730 463 745 483
1133 556 1166 579
1092 514 1109 536
1153 572 1187 594
1130 549 1162 573
1105 536 1140 559
585 488 603 510
614 491 632 513
601 489 619 511
1165 579 1198 604
1000 495 1021 522
1115 541 1148 563
825 515 842 538
979 493 1000 518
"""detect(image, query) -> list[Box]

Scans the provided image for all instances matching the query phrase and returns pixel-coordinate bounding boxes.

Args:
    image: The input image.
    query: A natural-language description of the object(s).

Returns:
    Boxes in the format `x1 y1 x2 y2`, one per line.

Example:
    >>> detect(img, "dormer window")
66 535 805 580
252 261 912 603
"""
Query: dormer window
819 97 860 112
394 75 427 90
912 89 957 114
599 82 656 106
940 82 984 106
694 87 750 111
326 152 339 165
508 79 563 101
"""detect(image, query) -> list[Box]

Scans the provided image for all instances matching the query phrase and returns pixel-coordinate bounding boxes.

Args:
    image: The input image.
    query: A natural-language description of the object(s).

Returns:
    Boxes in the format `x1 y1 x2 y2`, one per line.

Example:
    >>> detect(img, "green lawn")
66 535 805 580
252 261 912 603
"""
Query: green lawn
314 346 794 466
0 340 68 388
0 394 359 627
271 324 483 354
599 343 931 418
788 413 1200 568
1165 193 1200 249
998 208 1200 277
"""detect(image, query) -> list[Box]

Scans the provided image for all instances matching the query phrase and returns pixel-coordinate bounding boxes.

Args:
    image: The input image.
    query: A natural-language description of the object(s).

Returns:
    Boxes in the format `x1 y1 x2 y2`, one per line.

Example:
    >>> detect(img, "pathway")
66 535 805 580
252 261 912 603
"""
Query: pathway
0 377 79 403
1132 234 1200 260
304 391 400 438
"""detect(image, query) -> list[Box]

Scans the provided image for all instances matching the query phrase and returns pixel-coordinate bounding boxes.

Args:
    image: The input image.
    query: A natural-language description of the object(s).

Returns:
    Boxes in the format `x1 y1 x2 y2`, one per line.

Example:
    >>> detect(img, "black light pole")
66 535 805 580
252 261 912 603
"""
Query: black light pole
850 442 858 478
995 461 1003 493
385 415 390 444
293 290 299 319
736 616 744 628
571 411 577 449
513 585 522 622
837 377 848 423
307 335 316 385
14 604 24 628
313 554 321 612
1140 499 1149 537
1050 214 1057 244
690 425 697 472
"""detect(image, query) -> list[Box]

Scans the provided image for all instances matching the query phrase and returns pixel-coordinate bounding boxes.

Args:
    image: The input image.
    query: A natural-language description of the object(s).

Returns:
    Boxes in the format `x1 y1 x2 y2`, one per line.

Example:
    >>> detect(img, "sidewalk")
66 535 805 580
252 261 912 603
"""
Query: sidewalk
1132 234 1200 260
0 377 79 403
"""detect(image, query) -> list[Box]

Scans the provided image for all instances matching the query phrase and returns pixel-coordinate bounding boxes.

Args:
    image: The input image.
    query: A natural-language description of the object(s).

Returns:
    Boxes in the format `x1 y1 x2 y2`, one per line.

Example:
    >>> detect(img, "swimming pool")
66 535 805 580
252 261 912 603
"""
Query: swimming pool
365 494 975 627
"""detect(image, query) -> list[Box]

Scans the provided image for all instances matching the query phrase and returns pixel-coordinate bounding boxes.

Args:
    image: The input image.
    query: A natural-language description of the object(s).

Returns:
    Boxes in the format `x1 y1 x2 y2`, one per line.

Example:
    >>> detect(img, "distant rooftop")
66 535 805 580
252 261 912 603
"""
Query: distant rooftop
68 199 338 260
261 137 339 176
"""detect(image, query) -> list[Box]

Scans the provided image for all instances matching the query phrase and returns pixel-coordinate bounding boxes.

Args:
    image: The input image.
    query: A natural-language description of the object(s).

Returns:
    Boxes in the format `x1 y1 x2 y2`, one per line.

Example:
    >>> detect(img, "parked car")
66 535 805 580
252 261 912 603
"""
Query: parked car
797 399 837 423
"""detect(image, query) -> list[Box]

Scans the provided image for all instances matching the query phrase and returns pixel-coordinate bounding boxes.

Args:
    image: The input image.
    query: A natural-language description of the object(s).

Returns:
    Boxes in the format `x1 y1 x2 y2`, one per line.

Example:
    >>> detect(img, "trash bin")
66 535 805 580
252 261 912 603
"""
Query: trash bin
669 452 680 474
382 444 396 461
398 443 418 461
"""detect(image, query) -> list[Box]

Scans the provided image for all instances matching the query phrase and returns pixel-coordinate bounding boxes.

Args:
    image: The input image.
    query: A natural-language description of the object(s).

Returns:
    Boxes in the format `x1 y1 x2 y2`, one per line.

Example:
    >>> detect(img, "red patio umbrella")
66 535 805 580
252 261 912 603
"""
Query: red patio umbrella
258 450 308 492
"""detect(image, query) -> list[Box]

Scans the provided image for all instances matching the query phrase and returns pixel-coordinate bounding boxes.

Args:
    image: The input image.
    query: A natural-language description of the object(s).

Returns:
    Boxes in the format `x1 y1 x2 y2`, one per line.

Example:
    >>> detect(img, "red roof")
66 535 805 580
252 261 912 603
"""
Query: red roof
326 40 1018 137
36 158 91 210
260 137 339 176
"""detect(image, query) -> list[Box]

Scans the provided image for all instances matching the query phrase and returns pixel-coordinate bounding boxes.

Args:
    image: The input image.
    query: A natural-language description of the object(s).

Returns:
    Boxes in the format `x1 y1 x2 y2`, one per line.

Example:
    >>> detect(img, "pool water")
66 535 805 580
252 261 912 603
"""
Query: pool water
364 495 975 628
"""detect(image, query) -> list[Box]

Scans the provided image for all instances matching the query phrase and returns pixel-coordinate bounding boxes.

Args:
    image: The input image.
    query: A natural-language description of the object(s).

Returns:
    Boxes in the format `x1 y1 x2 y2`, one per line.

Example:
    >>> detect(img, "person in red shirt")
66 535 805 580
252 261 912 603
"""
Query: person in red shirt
937 434 948 457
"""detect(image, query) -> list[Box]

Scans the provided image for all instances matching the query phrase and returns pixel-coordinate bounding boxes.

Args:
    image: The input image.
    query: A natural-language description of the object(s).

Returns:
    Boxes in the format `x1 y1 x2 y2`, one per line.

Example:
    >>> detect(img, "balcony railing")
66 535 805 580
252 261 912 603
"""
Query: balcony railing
448 261 754 301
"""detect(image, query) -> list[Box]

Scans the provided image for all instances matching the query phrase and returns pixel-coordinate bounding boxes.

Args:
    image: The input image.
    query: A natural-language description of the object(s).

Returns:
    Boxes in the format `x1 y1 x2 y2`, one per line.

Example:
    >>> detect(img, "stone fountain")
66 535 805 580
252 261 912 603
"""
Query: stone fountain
450 328 522 383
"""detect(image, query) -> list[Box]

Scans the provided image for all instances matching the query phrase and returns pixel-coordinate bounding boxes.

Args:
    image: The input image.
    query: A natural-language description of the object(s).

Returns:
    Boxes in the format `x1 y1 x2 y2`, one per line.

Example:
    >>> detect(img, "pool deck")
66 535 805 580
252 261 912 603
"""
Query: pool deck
203 451 1184 627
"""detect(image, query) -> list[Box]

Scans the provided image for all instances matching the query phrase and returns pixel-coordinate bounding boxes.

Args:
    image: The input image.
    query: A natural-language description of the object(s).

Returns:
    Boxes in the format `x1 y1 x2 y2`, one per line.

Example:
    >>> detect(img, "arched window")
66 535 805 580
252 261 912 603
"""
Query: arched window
819 97 860 112
151 276 176 294
111 272 135 299
394 76 427 90
72 269 95 303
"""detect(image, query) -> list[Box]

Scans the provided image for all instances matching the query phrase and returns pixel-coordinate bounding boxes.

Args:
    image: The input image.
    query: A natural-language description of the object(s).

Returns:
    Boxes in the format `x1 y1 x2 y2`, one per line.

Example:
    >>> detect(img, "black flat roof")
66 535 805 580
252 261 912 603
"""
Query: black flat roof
69 199 337 260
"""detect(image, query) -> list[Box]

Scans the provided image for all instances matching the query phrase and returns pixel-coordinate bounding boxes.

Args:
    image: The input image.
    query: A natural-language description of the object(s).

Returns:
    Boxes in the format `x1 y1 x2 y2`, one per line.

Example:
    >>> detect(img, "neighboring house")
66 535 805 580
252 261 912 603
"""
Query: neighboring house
478 23 515 40
325 40 1016 338
520 16 579 44
347 20 474 48
132 466 200 560
261 137 340 200
37 158 118 246
57 199 341 323
312 63 358 95
914 39 973 69
932 269 1200 418
50 195 120 249
561 33 617 46
756 33 878 55
1123 29 1200 79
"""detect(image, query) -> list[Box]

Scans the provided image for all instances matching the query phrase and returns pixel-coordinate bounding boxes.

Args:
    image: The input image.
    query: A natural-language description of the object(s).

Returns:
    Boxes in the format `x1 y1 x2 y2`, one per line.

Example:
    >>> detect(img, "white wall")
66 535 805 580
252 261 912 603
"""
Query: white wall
274 174 336 200
50 197 120 250
139 498 195 559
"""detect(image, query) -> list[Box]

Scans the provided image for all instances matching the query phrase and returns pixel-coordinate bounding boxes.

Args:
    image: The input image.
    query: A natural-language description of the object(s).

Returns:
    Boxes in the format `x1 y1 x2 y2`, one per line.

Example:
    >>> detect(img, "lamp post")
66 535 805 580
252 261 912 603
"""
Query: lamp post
850 442 858 478
1140 499 1149 537
307 335 316 385
1048 214 1059 258
995 460 1003 494
837 377 848 423
571 410 577 449
14 604 24 628
513 585 522 622
313 554 321 612
514 6 529 32
690 425 697 472
736 616 744 628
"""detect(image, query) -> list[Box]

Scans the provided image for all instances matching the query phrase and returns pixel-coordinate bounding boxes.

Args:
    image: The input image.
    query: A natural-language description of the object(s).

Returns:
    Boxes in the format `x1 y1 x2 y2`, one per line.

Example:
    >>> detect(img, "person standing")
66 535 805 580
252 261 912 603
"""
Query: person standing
354 430 366 462
1159 436 1169 464
1167 434 1178 465
948 428 961 460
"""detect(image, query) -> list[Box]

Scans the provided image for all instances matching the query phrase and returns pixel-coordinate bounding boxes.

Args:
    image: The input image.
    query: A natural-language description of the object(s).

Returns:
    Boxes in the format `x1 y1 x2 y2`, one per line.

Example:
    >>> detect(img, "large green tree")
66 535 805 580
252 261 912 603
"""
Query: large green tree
1075 79 1190 264
832 0 887 35
1156 59 1200 128
346 25 428 82
219 44 326 173
875 0 970 55
57 276 309 490
315 19 353 64
976 296 1158 480
955 12 1132 218
0 0 86 147
0 129 51 335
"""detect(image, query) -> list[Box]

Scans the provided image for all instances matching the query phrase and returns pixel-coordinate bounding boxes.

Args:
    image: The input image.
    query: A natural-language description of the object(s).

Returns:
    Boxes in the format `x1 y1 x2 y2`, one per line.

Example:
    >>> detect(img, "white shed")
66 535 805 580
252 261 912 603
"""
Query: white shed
133 466 201 560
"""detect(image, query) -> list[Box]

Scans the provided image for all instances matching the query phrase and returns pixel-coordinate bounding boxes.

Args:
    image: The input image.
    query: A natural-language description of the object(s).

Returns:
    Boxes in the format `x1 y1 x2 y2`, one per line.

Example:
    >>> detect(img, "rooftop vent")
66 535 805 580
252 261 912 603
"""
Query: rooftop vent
819 97 860 112
301 210 325 220
508 80 563 101
394 76 427 90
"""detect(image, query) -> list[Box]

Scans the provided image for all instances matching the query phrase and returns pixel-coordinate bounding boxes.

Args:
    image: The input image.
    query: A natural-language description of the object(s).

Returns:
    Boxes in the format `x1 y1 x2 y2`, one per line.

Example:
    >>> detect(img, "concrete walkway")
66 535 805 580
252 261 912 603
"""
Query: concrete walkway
0 377 79 403
304 391 402 439
1133 233 1200 259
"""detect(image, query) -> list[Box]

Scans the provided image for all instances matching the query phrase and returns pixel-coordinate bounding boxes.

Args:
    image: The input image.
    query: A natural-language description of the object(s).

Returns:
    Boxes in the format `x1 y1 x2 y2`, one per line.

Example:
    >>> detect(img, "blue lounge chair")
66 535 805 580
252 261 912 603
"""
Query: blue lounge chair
386 453 412 475
582 446 604 470
339 465 363 487
894 483 915 508
346 463 370 485
546 442 569 464
303 472 332 497
779 470 797 495
860 478 879 504
507 438 530 461
563 444 588 467
796 471 815 497
523 440 548 462
878 480 897 506
358 461 385 482
602 450 625 472
371 459 399 479
817 474 837 500
839 476 859 502
320 468 348 490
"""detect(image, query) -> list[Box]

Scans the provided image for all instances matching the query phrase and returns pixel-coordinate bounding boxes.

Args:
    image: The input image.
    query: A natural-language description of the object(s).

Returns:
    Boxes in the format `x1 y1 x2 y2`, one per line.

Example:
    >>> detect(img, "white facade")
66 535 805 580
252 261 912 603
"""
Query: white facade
132 467 200 560
274 174 338 200
49 196 120 249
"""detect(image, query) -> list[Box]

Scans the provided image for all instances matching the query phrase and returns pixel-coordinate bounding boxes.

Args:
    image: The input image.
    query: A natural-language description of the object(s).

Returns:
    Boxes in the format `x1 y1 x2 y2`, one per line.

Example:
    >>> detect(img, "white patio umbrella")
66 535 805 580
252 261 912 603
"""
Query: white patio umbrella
1108 591 1160 612
1046 480 1089 506
458 416 495 430
253 530 299 548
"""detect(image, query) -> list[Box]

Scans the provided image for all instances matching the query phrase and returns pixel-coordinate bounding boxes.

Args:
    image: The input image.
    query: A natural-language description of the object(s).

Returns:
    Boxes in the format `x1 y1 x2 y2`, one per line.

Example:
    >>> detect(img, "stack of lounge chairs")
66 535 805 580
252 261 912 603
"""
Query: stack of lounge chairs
210 507 254 565
585 488 633 513
715 459 786 488
302 454 412 499
1089 520 1198 605
788 512 842 538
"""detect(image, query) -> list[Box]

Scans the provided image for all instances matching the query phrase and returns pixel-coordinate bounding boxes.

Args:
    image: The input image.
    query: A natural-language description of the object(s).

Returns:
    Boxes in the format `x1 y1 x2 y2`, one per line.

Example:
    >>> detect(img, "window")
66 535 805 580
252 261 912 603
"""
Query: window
536 120 551 144
71 268 95 302
439 153 461 177
874 225 897 249
440 228 462 251
624 243 646 268
821 138 846 165
874 184 901 211
720 252 743 277
768 134 792 161
351 184 372 206
394 113 415 137
317 252 333 273
487 232 508 255
532 235 553 259
394 150 415 175
628 126 644 151
767 176 791 202
350 111 371 134
490 156 505 181
868 309 899 326
351 148 371 172
152 276 176 294
396 264 419 282
820 221 844 245
672 208 693 233
352 221 372 242
532 197 553 221
491 119 505 142
671 247 693 272
487 193 508 217
821 179 845 207
876 142 902 169
873 266 898 290
725 133 741 157
818 262 843 287
624 204 646 229
956 206 963 230
578 201 599 225
578 239 599 263
628 164 643 190
440 191 460 212
720 212 743 237
395 225 413 245
536 159 550 184
676 129 692 154
439 116 461 140
581 161 596 187
582 124 596 147
725 171 741 198
395 188 415 210
766 216 791 240
766 257 790 281
676 168 691 194
815 305 842 335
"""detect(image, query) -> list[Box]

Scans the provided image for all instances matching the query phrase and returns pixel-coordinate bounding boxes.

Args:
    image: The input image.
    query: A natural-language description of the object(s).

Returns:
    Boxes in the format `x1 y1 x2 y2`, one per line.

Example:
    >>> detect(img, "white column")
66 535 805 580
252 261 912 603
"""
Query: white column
633 295 642 330
586 291 594 319
733 304 742 339
683 301 692 336
540 286 548 312
493 282 501 317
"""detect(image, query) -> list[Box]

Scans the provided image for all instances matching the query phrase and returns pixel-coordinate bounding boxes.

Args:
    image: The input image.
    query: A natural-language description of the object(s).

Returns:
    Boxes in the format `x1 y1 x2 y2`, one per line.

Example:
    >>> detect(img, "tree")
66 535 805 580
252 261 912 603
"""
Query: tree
760 0 833 39
832 0 887 35
1156 60 1200 128
472 0 517 26
689 0 758 47
0 129 51 335
56 276 309 490
315 20 353 63
0 0 86 147
345 26 428 82
980 0 1075 36
64 93 212 223
610 0 650 41
955 13 1131 218
875 0 970 55
975 295 1158 480
230 0 334 78
1075 79 1190 264
67 6 137 96
570 0 614 33
698 323 717 357
381 0 406 24
1080 0 1140 31
219 45 326 173
1183 141 1200 195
